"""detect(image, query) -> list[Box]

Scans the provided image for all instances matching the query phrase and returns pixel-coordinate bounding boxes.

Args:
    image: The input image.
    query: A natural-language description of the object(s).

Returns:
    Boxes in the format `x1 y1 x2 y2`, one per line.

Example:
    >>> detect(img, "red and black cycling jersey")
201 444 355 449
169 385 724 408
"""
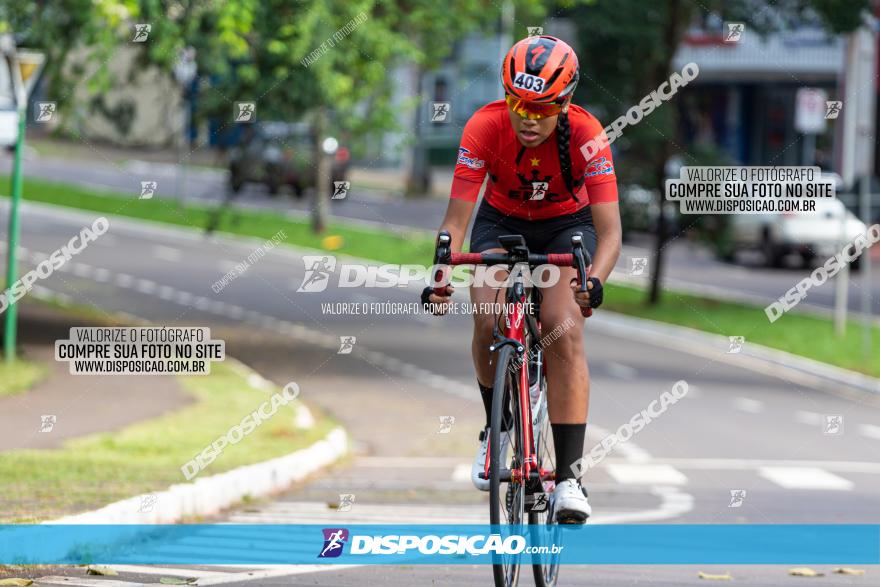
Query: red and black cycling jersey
451 100 618 220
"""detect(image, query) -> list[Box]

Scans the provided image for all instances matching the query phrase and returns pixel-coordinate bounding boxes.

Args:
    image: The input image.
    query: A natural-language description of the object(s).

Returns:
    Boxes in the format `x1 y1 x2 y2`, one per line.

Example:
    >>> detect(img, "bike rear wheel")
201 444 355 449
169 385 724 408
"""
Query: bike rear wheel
490 345 525 587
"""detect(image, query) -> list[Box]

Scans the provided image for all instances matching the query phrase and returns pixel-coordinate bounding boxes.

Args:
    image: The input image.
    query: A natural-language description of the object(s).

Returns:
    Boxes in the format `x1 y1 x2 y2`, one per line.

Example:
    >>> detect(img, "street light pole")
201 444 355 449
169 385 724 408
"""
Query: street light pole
173 47 197 208
1 39 46 363
3 98 26 363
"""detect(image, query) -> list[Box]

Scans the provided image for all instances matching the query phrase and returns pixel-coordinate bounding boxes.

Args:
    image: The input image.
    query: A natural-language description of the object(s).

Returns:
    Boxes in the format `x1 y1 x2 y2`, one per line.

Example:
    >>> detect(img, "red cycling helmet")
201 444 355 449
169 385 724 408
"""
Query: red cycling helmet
502 35 579 104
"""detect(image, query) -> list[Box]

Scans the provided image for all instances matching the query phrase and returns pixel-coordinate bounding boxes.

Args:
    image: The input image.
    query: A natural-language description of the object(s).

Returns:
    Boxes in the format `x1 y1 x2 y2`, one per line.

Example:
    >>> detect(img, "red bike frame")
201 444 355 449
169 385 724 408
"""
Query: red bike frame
434 250 584 486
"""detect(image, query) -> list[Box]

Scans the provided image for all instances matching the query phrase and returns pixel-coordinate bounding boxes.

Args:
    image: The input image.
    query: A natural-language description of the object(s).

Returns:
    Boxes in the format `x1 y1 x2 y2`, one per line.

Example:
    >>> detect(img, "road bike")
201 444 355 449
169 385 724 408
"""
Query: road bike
431 230 591 587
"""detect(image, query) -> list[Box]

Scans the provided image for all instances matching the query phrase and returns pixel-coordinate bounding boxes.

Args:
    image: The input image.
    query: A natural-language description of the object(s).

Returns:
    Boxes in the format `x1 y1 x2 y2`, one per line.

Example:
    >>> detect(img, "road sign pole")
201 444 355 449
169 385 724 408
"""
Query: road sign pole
859 178 873 360
4 104 26 363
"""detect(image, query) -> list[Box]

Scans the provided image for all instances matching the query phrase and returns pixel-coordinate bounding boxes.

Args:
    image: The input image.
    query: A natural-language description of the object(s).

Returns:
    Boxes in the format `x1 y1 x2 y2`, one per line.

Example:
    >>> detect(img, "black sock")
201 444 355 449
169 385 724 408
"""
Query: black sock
478 382 513 431
552 423 586 483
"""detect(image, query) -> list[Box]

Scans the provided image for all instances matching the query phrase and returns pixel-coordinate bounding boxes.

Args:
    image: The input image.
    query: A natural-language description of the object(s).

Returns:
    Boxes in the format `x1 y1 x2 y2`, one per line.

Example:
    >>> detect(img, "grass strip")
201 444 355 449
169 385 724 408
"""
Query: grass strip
605 283 879 377
0 362 332 522
0 360 49 398
0 175 435 266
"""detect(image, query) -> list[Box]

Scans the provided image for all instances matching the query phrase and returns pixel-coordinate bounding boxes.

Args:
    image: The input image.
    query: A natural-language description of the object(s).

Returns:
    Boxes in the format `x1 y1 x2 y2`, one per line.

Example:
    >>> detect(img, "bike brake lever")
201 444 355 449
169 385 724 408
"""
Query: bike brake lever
432 230 452 296
570 233 592 318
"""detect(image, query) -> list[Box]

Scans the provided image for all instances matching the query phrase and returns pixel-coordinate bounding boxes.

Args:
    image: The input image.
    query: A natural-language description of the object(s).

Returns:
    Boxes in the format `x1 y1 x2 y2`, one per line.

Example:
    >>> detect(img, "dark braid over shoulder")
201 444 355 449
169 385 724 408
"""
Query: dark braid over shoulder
556 110 579 202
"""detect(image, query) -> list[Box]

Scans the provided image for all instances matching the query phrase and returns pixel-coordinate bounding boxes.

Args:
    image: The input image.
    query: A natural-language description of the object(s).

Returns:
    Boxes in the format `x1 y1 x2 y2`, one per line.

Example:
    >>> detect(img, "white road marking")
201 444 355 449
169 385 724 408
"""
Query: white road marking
92 267 111 282
859 423 880 440
599 456 880 474
605 464 688 486
71 263 92 277
114 273 135 288
174 290 193 305
135 278 156 294
758 466 853 490
589 424 651 463
592 486 694 524
194 297 212 311
733 396 764 413
153 245 182 262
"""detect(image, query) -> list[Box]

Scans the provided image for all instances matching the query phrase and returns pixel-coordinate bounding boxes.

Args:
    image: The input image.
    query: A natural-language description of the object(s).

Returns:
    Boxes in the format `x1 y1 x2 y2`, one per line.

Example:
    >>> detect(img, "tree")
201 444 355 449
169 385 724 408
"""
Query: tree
568 0 871 304
1 1 513 231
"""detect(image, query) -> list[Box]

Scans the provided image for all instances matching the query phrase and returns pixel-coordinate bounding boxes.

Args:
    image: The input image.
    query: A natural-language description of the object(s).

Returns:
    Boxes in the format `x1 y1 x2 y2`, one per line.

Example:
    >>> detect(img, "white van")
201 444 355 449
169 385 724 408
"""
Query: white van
0 56 18 148
727 174 868 268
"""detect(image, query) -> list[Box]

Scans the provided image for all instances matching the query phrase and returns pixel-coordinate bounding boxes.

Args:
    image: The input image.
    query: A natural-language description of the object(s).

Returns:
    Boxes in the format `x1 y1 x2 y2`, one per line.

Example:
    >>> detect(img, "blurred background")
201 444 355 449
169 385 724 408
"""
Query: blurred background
1 1 877 287
0 4 879 584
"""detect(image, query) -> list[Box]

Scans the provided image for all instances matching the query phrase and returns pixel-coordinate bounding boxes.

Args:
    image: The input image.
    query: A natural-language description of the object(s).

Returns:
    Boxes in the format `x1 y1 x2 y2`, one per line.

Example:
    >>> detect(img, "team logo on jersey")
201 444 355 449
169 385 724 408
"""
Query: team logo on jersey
585 156 614 178
457 147 485 170
530 181 549 201
508 170 565 202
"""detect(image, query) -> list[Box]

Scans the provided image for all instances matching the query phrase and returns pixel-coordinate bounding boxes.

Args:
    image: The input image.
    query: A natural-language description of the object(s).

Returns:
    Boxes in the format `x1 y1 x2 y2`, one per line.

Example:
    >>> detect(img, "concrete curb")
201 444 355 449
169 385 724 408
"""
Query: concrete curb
591 311 880 398
45 427 347 524
610 270 880 326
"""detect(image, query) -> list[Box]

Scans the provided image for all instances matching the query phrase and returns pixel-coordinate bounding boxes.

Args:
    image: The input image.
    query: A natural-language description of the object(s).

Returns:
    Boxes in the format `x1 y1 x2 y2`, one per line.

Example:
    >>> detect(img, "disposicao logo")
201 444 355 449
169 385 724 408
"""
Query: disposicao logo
318 528 349 558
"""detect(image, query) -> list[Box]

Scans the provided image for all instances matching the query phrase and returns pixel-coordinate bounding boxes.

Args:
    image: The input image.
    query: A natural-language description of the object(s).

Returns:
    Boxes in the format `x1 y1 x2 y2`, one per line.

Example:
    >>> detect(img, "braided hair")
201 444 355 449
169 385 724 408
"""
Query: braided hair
555 109 579 202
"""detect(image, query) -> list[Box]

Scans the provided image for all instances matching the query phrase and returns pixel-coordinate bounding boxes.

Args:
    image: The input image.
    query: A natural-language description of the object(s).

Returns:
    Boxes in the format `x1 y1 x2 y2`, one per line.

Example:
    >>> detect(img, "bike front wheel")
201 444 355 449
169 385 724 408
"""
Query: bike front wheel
490 345 525 587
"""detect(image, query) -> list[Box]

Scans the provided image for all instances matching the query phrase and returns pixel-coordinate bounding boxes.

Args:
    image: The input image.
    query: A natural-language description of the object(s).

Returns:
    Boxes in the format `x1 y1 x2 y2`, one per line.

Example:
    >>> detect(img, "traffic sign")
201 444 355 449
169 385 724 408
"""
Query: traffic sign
795 87 828 134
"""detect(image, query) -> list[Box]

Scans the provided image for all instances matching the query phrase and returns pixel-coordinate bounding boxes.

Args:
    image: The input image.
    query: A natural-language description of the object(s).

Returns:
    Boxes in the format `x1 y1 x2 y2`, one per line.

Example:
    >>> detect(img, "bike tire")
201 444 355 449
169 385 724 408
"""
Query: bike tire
490 344 524 587
530 372 560 587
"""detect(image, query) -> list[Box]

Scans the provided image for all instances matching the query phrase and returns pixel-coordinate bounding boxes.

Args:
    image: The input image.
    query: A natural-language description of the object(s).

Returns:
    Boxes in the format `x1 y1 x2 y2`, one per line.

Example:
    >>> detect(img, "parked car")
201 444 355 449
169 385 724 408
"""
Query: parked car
0 107 17 150
727 193 868 269
228 121 349 198
0 57 17 150
619 184 679 238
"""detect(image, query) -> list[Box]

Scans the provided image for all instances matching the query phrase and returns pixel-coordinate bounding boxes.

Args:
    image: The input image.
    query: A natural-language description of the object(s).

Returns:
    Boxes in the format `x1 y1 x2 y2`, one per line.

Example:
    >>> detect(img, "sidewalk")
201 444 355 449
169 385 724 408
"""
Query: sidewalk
349 166 454 199
0 302 192 451
25 133 454 199
27 134 224 170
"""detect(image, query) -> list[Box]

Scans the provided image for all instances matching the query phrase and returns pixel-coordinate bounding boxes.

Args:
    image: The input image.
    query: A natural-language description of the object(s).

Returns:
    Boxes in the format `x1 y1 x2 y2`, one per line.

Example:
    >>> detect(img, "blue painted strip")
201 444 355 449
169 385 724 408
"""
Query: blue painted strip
1 525 878 565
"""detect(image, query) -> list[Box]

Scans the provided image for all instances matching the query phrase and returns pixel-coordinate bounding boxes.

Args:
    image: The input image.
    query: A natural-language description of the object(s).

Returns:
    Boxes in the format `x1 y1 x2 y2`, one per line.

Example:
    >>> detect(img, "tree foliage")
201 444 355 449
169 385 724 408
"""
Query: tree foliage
567 0 871 304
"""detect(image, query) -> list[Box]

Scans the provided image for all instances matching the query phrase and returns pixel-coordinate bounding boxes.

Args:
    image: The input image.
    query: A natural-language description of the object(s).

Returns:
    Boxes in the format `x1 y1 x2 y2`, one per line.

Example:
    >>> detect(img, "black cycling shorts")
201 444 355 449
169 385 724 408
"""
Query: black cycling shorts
469 200 598 257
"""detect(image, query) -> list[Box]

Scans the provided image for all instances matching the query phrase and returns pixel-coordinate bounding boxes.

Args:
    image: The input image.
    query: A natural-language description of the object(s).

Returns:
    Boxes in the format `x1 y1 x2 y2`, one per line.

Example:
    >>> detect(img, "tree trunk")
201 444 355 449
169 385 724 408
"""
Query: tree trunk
405 65 431 198
312 106 330 233
648 157 669 304
647 0 688 305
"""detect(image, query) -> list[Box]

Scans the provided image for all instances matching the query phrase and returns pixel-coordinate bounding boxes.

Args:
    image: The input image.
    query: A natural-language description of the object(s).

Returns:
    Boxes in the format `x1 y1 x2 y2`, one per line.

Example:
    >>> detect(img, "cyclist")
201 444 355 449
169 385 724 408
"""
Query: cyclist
421 35 621 523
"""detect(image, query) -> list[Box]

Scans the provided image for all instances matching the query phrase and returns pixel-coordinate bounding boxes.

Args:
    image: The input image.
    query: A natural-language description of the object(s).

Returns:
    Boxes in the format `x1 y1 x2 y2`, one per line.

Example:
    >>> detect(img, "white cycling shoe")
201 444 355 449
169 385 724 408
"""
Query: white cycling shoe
552 479 591 524
471 427 510 492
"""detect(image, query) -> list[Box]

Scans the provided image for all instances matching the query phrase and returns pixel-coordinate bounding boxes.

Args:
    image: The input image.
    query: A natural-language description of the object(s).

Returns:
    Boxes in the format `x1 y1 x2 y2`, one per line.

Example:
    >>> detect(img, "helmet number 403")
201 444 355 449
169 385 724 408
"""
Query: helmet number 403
513 72 545 93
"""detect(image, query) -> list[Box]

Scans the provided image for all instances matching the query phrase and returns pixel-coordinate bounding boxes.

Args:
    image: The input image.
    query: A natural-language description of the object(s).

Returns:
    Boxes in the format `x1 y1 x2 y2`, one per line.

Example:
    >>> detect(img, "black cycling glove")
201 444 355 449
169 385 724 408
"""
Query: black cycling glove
420 286 434 310
587 277 604 308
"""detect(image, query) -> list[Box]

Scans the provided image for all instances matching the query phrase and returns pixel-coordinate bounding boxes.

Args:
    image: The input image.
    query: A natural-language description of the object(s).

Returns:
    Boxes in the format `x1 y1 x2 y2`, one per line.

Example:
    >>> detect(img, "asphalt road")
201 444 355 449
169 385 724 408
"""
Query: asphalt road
3 151 878 318
3 200 879 586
